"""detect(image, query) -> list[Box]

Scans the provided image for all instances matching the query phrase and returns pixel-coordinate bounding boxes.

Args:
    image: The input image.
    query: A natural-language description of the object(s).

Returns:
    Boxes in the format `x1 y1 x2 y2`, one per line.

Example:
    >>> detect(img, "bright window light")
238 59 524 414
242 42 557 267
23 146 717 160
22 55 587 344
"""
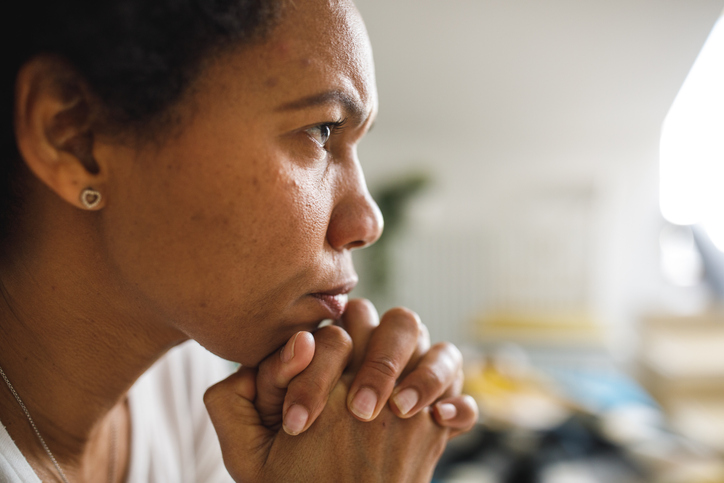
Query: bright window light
660 13 724 251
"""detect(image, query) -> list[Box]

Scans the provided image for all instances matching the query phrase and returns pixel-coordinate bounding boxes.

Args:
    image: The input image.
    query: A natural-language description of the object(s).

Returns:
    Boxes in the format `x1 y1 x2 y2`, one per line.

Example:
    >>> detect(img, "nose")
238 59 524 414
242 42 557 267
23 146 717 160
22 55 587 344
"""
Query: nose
327 162 384 251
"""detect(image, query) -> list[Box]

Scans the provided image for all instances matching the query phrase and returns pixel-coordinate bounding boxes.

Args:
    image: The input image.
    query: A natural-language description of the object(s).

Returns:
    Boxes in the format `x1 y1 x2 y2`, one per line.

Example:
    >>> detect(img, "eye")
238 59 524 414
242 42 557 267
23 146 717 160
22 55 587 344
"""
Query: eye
305 118 348 149
307 124 333 147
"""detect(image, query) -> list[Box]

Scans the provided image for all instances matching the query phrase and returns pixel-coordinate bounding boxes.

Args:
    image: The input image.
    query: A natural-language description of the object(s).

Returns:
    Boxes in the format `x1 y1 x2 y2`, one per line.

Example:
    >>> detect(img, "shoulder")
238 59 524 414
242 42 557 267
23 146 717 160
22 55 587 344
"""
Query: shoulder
126 341 236 483
144 340 236 395
0 422 41 483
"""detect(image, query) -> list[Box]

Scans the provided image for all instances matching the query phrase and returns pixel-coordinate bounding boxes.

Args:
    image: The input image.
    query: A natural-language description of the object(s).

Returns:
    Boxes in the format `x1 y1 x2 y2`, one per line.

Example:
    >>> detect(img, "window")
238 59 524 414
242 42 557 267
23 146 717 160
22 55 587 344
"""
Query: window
660 13 724 251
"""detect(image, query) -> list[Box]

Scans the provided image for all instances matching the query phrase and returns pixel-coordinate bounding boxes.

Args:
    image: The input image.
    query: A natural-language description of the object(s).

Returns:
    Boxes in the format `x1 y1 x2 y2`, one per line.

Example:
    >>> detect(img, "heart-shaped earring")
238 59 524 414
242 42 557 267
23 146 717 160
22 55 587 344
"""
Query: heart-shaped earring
80 188 102 209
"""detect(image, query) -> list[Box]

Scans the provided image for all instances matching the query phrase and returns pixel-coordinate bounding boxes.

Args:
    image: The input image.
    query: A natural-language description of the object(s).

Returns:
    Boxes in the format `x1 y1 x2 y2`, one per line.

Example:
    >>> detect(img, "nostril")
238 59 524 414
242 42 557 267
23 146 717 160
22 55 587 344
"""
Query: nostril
326 178 384 251
347 240 366 250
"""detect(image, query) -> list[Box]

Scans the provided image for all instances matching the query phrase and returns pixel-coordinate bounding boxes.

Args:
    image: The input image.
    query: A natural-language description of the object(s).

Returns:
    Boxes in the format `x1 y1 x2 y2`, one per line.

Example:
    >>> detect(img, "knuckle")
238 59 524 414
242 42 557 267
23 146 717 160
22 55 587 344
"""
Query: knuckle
448 395 479 431
347 297 375 314
419 322 431 342
203 383 224 409
385 306 421 324
316 325 353 355
434 341 463 366
463 394 479 419
365 354 400 379
341 298 379 330
416 365 444 389
290 377 328 411
382 307 422 334
202 386 215 406
451 372 464 395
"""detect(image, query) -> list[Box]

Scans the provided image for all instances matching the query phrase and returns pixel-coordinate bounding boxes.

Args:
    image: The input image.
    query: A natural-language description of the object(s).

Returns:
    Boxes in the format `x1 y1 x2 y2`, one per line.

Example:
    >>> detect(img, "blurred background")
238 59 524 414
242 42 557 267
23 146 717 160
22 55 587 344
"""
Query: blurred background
349 1 724 481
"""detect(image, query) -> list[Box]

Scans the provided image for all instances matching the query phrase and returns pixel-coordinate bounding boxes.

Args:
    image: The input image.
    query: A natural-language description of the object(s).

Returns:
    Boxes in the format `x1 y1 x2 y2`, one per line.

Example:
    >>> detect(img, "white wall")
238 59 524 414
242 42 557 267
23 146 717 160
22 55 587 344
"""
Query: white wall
351 0 724 357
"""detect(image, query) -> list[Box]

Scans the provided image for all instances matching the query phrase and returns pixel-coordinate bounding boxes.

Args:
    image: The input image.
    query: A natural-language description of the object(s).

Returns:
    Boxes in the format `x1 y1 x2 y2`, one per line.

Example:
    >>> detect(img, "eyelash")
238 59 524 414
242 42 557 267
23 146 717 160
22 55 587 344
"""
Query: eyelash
307 118 348 149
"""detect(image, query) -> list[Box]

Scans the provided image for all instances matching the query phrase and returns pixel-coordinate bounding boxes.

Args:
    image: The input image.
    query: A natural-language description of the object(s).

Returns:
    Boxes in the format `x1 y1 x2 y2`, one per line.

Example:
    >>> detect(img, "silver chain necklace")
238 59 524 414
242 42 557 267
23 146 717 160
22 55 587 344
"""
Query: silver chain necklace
0 363 118 483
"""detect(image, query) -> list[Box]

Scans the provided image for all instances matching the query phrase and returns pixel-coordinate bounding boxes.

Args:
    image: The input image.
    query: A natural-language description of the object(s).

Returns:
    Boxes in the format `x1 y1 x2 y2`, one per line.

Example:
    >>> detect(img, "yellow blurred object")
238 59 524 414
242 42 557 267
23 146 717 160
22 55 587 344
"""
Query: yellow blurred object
474 310 604 347
464 352 570 431
656 459 724 483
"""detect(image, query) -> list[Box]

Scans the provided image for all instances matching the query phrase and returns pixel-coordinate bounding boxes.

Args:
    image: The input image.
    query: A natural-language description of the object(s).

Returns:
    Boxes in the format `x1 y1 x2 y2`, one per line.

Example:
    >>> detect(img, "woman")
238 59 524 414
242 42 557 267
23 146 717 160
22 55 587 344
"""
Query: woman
0 0 478 481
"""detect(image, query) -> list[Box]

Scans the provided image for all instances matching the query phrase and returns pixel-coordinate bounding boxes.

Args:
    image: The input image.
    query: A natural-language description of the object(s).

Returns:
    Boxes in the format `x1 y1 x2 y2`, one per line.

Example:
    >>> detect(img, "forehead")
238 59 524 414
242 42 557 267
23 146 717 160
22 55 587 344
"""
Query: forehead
204 0 377 118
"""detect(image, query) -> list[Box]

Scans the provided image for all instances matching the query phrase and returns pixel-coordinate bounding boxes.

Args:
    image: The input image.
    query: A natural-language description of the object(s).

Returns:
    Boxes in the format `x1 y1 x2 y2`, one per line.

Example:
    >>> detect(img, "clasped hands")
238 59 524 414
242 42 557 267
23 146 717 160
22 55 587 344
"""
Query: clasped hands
205 299 478 482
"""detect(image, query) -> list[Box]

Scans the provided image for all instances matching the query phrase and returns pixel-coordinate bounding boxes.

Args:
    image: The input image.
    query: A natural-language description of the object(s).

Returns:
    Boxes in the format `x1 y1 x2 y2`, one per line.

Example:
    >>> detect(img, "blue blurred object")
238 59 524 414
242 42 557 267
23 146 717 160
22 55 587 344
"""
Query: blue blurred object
542 366 658 414
432 363 659 483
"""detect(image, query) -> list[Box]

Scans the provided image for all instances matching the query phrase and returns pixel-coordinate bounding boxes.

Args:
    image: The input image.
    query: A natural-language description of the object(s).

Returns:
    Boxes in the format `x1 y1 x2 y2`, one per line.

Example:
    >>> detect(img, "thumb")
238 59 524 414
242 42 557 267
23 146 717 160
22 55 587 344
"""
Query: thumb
204 366 274 481
255 331 315 431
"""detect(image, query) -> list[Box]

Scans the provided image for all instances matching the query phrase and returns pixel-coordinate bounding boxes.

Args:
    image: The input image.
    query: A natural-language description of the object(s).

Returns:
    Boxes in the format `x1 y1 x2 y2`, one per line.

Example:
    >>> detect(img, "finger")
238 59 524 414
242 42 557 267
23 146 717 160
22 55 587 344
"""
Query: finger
282 325 353 435
432 395 479 439
346 307 422 422
390 342 463 418
255 331 315 430
400 321 431 379
338 298 379 371
203 367 273 481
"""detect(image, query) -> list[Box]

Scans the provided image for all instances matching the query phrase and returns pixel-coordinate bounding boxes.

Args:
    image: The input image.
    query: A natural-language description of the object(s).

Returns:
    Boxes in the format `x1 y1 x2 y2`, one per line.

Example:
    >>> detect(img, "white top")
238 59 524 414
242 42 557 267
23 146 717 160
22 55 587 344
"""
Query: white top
0 341 235 483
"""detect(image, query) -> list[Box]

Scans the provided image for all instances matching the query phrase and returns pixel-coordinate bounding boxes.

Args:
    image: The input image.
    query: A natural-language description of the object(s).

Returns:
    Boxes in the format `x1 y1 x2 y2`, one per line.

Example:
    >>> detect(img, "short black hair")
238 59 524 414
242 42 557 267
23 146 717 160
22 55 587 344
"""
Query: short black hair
1 0 283 245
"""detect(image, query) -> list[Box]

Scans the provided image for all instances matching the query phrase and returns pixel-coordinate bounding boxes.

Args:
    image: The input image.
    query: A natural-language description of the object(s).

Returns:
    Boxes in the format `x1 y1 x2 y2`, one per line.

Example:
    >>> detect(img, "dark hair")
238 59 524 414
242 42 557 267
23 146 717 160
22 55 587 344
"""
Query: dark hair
1 0 283 245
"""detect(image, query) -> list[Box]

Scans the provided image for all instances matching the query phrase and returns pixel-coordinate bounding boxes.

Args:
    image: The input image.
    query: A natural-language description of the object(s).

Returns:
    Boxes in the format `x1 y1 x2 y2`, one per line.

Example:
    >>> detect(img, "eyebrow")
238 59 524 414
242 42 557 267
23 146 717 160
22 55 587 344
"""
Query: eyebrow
275 90 368 123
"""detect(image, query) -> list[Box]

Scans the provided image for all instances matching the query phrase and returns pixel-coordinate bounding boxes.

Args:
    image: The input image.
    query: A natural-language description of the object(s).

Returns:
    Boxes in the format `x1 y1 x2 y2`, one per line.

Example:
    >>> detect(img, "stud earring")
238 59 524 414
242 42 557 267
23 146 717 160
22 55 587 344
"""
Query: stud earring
80 188 102 209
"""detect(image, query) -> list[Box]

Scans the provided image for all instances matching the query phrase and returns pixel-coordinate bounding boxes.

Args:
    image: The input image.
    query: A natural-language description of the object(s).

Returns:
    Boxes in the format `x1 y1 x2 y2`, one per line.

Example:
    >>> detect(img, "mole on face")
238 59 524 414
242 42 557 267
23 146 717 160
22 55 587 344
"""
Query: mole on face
265 77 279 88
276 41 291 56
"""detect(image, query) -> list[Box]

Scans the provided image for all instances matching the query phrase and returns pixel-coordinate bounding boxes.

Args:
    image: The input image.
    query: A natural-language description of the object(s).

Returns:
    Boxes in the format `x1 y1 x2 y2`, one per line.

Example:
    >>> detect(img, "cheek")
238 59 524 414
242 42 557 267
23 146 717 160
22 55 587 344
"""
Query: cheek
101 141 334 342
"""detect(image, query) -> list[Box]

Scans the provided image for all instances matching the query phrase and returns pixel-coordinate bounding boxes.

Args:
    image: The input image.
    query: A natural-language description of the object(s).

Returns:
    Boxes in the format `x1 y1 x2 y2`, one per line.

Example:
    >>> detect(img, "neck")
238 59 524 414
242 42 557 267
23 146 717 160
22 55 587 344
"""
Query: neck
0 228 186 469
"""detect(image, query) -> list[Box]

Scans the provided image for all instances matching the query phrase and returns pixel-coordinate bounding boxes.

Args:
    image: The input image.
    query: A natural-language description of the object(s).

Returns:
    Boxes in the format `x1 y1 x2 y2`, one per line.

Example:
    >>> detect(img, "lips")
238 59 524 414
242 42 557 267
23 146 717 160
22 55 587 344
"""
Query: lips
311 293 349 319
310 280 357 319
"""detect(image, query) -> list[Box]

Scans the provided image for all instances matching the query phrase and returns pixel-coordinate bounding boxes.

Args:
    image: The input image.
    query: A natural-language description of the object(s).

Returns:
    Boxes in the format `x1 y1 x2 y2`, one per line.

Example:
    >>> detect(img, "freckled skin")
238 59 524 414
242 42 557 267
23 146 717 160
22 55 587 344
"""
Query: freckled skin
92 0 382 366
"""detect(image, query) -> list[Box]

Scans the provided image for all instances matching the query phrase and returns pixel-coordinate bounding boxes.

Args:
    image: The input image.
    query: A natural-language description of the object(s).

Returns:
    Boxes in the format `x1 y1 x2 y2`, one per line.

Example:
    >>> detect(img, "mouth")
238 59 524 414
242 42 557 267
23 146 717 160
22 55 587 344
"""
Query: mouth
310 280 357 319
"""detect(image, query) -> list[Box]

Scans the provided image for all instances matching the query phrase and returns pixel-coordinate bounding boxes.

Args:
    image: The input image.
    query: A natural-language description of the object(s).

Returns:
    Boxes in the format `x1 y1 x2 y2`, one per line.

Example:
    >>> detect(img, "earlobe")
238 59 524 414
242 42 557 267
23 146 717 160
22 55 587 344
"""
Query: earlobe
14 56 107 211
79 188 103 210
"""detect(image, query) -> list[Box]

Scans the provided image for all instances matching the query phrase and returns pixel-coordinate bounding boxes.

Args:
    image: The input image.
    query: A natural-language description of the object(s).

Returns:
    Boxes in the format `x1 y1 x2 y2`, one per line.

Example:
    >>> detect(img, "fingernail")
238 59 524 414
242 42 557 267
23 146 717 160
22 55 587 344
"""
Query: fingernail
283 404 308 435
436 403 457 421
350 388 377 420
392 388 419 416
281 332 300 363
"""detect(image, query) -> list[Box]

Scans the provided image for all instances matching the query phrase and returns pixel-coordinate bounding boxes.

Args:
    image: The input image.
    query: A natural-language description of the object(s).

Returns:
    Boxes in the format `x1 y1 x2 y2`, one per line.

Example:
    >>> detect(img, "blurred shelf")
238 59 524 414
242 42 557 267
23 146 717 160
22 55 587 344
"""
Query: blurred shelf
474 310 605 348
637 312 724 455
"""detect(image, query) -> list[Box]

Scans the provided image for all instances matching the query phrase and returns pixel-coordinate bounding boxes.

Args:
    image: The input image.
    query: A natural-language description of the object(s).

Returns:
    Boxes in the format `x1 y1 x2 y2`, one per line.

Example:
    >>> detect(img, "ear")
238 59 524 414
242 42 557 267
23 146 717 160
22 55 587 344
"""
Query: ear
14 55 107 210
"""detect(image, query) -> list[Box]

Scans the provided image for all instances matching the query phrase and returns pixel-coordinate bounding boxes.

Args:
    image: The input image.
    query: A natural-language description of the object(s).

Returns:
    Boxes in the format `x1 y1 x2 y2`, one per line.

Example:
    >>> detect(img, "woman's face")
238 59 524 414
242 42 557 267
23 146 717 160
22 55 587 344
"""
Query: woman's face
95 0 382 365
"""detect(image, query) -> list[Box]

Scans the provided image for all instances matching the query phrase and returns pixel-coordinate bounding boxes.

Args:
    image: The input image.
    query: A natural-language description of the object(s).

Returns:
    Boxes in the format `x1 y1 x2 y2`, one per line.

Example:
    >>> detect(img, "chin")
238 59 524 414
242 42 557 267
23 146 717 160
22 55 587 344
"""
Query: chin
184 298 330 366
